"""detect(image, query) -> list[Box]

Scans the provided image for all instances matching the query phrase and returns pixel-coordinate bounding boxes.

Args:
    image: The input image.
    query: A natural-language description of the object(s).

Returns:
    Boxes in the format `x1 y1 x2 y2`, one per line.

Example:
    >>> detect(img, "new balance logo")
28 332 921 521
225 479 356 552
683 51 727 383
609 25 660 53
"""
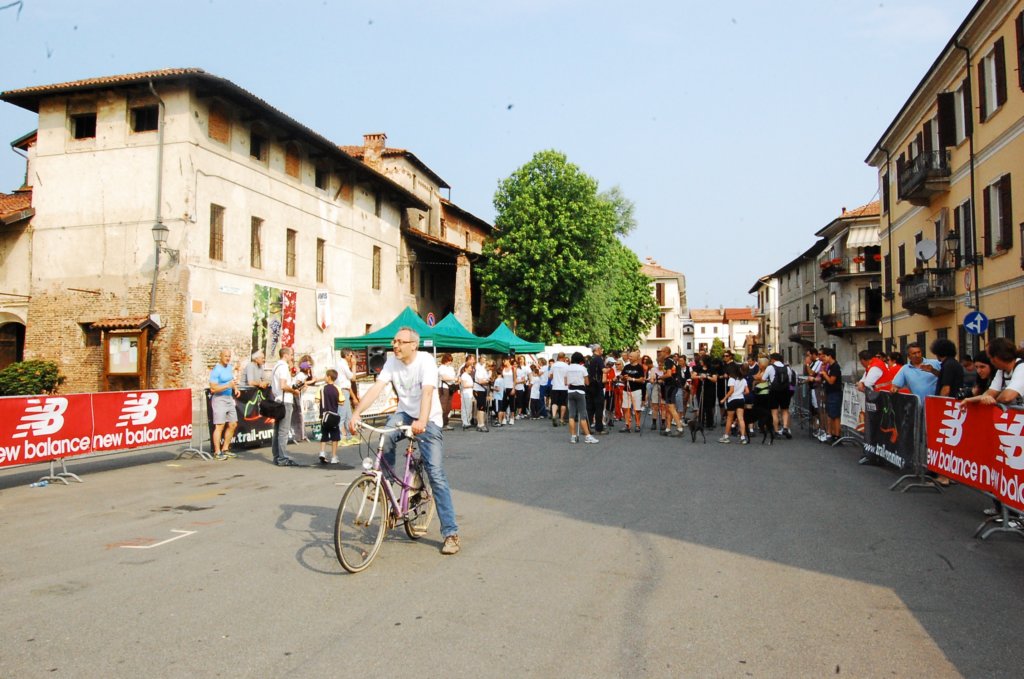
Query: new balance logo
116 392 160 428
13 398 68 439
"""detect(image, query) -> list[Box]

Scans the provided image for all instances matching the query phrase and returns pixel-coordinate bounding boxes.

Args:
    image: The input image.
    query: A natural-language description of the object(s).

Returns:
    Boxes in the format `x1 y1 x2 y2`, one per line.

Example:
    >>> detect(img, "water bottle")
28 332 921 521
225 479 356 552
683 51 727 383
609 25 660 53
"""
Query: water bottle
29 480 48 488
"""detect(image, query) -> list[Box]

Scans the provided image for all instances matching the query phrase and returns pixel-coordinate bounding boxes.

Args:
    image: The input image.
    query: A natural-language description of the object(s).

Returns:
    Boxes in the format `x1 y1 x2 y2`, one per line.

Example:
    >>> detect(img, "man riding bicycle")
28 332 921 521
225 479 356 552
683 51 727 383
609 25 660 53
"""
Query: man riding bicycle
349 326 461 555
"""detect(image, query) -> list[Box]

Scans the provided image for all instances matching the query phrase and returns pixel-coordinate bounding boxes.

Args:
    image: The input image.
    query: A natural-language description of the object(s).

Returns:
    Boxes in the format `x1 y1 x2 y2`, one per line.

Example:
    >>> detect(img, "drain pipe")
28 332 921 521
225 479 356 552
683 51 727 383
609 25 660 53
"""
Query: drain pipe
147 80 166 316
954 39 982 317
880 145 895 351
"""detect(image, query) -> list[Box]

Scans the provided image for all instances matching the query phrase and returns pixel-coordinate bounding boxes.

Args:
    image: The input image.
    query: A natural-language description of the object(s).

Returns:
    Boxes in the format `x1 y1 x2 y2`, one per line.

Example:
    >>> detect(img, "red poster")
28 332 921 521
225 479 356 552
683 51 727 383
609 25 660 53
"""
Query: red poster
925 397 1024 512
91 389 192 452
0 394 95 468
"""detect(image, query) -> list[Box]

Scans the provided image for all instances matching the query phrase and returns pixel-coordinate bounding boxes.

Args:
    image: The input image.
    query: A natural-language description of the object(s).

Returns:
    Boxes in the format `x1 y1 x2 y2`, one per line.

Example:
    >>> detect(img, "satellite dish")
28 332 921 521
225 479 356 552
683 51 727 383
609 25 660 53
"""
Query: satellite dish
915 239 937 262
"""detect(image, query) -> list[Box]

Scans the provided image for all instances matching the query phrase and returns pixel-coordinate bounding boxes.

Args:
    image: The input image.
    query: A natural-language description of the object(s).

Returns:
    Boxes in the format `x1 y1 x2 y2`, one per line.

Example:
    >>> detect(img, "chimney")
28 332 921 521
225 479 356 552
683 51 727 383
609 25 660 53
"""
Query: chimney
841 206 847 214
363 132 387 170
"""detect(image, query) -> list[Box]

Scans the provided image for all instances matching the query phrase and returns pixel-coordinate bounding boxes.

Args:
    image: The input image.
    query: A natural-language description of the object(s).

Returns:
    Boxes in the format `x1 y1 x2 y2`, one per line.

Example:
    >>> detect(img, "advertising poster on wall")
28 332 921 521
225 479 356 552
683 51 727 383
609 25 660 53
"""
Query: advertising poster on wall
252 284 296 359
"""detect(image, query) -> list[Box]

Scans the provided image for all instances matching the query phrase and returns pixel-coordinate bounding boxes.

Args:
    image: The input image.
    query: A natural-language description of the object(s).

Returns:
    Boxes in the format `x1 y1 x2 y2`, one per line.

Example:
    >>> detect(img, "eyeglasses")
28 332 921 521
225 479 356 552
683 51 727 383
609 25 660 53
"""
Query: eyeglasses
391 339 416 346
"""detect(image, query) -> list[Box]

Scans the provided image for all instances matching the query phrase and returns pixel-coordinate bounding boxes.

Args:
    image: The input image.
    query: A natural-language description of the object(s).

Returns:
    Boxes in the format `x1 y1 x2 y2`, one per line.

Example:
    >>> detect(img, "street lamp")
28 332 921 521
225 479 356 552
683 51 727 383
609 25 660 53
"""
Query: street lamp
151 222 179 267
943 228 960 267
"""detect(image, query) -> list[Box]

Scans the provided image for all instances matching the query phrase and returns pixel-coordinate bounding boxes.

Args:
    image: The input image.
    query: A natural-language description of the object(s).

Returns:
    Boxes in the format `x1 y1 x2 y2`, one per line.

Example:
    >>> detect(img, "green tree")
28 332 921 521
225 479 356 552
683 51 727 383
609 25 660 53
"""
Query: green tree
710 338 726 360
482 150 659 347
0 360 65 396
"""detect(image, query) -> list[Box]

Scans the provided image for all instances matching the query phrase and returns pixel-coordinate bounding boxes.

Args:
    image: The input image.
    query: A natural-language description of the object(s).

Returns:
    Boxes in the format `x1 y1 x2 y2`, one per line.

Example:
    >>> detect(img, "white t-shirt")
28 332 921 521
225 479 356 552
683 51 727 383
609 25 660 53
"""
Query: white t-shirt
502 368 514 389
515 366 529 391
566 364 588 392
377 351 443 426
437 362 457 388
335 359 354 389
550 360 569 391
727 377 746 402
459 369 475 391
272 360 294 405
859 365 884 389
492 376 505 400
529 374 540 399
989 359 1024 402
473 363 490 392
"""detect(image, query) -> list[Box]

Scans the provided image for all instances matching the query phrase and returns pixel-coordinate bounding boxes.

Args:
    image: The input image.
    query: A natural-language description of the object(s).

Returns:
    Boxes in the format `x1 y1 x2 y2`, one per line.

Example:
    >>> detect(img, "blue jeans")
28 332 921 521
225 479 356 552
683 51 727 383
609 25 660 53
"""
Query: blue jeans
272 402 293 463
382 412 459 538
337 390 353 434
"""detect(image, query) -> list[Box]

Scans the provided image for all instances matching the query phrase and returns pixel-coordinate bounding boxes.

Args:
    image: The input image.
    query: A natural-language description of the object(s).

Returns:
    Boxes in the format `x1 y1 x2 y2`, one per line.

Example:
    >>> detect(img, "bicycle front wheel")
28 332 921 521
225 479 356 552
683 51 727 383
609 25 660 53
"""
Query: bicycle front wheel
335 475 388 573
403 468 436 540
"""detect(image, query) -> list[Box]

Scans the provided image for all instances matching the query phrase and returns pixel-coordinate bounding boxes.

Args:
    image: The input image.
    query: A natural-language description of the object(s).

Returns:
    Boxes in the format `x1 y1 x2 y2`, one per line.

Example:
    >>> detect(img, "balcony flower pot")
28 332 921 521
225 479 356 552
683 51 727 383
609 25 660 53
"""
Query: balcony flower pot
831 258 842 265
855 320 867 327
852 256 865 264
873 254 882 262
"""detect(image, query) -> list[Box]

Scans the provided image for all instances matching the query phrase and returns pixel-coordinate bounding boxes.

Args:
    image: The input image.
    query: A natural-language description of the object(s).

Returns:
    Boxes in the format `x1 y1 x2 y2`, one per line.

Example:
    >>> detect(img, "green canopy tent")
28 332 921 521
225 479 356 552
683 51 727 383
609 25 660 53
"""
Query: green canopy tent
482 322 545 354
333 306 433 350
430 313 494 352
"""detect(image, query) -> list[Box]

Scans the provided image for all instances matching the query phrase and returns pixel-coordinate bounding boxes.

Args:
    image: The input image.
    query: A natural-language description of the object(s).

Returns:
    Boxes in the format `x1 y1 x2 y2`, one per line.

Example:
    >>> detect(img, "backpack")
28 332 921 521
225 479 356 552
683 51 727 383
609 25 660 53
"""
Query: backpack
769 363 790 394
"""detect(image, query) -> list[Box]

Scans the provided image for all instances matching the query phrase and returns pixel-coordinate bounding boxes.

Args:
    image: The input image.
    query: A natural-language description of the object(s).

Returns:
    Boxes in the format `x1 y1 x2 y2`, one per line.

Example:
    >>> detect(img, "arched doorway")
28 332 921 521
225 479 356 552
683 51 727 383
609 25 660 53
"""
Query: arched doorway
0 321 25 370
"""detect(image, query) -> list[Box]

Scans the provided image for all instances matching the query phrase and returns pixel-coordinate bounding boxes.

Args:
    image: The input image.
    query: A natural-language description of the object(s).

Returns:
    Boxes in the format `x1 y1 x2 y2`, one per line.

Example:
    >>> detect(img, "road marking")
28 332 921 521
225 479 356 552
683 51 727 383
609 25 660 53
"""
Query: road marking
120 529 196 549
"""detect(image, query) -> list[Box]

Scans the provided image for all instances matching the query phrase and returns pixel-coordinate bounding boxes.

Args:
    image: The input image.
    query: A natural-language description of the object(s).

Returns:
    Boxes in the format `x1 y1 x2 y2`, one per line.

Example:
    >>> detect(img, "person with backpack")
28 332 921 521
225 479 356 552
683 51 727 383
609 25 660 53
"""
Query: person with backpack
762 352 794 438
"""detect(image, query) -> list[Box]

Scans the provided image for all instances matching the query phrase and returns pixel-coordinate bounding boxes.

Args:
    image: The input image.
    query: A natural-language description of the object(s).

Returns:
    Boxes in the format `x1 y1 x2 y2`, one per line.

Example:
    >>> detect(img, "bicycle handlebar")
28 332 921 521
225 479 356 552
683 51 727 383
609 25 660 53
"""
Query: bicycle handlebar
356 421 416 438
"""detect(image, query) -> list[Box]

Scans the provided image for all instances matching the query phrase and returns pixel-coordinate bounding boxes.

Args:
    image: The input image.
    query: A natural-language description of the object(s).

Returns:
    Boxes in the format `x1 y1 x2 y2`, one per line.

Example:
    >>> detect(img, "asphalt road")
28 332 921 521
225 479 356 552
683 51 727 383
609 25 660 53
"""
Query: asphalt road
1 415 1021 678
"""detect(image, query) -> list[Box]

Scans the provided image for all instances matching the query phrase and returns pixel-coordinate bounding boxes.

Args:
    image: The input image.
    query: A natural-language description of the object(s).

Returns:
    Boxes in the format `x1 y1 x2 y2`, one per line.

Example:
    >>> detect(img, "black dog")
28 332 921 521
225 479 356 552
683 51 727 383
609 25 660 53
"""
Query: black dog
686 414 706 443
746 403 775 445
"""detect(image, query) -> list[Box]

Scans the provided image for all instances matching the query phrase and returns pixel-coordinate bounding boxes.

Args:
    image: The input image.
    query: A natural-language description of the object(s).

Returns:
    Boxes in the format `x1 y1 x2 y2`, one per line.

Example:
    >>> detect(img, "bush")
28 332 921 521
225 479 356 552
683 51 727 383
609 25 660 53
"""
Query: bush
0 360 66 396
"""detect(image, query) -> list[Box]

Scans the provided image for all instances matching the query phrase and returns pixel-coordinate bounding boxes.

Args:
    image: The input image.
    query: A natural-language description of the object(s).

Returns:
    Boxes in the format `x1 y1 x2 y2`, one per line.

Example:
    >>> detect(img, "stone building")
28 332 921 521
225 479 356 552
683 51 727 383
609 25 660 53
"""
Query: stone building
638 259 690 356
0 68 487 393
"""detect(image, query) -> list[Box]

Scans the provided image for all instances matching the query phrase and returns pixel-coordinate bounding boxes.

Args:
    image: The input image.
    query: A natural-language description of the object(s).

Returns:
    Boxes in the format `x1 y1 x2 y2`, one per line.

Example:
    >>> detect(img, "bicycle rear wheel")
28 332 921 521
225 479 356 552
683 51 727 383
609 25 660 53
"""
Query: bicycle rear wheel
403 466 436 540
335 475 388 573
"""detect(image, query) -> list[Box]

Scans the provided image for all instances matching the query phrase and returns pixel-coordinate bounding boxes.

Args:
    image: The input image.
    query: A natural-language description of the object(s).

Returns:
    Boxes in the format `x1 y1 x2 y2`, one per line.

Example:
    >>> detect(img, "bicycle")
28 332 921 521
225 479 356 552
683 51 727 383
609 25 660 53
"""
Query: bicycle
334 422 436 573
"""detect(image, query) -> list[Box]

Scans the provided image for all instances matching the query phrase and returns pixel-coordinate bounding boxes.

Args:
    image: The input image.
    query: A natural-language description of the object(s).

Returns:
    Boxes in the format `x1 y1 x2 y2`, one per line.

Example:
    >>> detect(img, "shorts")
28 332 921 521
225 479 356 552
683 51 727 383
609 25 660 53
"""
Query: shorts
474 390 488 409
551 390 568 408
770 390 793 410
672 389 684 411
321 423 341 442
622 389 643 411
648 384 661 404
212 398 237 425
567 390 588 420
726 399 744 412
825 390 842 419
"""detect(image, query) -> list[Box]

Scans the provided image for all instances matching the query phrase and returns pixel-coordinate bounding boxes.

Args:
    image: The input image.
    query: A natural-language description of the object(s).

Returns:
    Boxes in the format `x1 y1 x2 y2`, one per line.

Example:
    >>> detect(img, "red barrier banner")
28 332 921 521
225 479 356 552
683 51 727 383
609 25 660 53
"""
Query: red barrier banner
0 389 192 469
925 396 1024 512
91 390 192 452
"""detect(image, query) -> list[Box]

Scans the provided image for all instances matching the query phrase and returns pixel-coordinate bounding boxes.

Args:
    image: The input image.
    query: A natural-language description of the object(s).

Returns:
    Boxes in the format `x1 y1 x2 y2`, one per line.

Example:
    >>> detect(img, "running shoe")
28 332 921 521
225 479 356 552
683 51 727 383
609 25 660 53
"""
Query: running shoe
583 435 599 444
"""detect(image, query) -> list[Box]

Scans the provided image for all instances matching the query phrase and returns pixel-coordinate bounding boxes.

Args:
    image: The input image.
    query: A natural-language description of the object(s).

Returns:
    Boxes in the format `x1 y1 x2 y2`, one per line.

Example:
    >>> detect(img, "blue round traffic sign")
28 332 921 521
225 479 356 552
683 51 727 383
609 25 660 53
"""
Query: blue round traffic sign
963 310 989 336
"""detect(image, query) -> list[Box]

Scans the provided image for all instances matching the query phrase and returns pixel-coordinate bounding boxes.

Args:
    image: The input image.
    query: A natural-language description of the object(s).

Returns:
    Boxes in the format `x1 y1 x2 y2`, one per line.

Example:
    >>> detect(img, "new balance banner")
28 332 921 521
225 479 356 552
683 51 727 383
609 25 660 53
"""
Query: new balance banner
0 389 192 468
925 397 1024 513
205 387 275 450
862 390 919 469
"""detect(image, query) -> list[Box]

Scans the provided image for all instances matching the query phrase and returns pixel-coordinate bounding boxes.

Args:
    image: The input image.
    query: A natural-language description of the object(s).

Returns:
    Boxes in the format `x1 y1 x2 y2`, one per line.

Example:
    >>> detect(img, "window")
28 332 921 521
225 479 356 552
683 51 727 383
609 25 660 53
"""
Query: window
898 335 908 354
954 200 974 265
983 175 1013 255
285 229 297 276
805 303 810 321
284 143 300 179
916 331 926 349
655 282 665 306
250 217 263 269
374 191 383 218
79 323 101 348
988 316 1016 345
250 128 268 162
314 166 329 191
959 326 980 359
371 246 381 290
131 105 159 133
208 102 230 144
712 326 718 335
897 243 906 278
656 313 666 338
937 327 949 340
209 204 224 261
953 81 971 144
926 115 939 152
914 231 924 266
71 112 96 139
700 326 706 335
979 38 1007 122
316 238 325 283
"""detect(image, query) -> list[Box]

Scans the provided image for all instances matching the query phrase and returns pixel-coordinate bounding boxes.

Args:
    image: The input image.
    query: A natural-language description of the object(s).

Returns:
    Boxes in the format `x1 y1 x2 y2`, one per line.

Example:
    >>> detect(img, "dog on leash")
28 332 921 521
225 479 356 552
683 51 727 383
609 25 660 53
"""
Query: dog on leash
686 414 706 443
746 403 775 445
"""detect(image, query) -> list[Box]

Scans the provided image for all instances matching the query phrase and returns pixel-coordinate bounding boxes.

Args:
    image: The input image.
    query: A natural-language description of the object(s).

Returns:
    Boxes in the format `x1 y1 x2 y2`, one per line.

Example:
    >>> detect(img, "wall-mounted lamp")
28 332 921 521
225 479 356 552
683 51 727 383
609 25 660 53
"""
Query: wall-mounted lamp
396 249 417 273
151 222 179 267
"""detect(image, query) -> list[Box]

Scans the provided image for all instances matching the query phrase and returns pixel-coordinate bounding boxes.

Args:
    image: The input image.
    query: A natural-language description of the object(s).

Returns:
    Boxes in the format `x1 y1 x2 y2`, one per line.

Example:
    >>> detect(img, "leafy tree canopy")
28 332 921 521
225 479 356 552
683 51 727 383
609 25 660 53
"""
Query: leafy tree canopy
481 150 659 348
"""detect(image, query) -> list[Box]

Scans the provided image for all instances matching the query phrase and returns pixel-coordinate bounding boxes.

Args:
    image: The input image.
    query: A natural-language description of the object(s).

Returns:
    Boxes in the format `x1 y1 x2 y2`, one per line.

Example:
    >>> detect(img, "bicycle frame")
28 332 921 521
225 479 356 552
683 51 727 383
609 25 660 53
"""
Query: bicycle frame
356 423 425 525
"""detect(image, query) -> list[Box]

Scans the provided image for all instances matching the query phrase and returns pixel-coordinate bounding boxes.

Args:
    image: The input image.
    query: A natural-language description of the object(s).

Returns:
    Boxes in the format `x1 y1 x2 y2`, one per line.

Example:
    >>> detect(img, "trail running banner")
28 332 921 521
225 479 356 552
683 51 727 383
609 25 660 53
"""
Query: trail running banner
0 389 192 469
925 397 1024 513
204 387 276 450
862 390 920 469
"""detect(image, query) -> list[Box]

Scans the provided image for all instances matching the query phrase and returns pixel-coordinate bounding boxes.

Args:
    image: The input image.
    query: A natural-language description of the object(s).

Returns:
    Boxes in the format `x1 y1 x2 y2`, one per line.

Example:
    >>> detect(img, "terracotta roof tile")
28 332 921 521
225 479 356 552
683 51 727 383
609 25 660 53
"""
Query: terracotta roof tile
0 190 32 223
723 307 756 321
690 308 725 322
641 262 684 278
90 316 156 330
841 201 880 218
2 68 205 98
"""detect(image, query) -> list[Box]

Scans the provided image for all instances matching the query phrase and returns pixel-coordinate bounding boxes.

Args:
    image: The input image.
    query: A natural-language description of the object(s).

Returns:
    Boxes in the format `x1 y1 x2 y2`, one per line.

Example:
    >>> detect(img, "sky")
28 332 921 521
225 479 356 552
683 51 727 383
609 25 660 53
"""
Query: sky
0 0 976 310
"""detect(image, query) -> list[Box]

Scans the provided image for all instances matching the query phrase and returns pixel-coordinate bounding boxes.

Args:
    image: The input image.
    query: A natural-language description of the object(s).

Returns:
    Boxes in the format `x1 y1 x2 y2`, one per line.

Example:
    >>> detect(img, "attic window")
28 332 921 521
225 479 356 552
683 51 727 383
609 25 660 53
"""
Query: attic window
131 105 159 133
72 112 97 139
250 129 268 162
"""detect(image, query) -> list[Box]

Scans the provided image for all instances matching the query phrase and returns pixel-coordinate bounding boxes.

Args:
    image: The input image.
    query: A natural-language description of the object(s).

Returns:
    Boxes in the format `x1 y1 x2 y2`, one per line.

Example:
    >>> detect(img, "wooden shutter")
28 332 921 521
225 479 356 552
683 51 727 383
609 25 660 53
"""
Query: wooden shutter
284 144 300 178
978 60 988 122
915 131 924 158
923 121 933 153
1017 12 1024 90
208 102 229 144
998 174 1013 249
995 37 1007 107
937 93 956 146
964 78 974 136
983 185 992 255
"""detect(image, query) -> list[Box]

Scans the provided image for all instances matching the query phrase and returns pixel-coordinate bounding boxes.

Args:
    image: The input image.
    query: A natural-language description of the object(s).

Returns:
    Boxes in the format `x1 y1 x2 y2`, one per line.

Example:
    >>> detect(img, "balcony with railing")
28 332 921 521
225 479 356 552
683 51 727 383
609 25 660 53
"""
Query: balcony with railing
819 254 883 282
899 268 956 316
819 310 882 336
787 321 815 343
897 150 951 205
